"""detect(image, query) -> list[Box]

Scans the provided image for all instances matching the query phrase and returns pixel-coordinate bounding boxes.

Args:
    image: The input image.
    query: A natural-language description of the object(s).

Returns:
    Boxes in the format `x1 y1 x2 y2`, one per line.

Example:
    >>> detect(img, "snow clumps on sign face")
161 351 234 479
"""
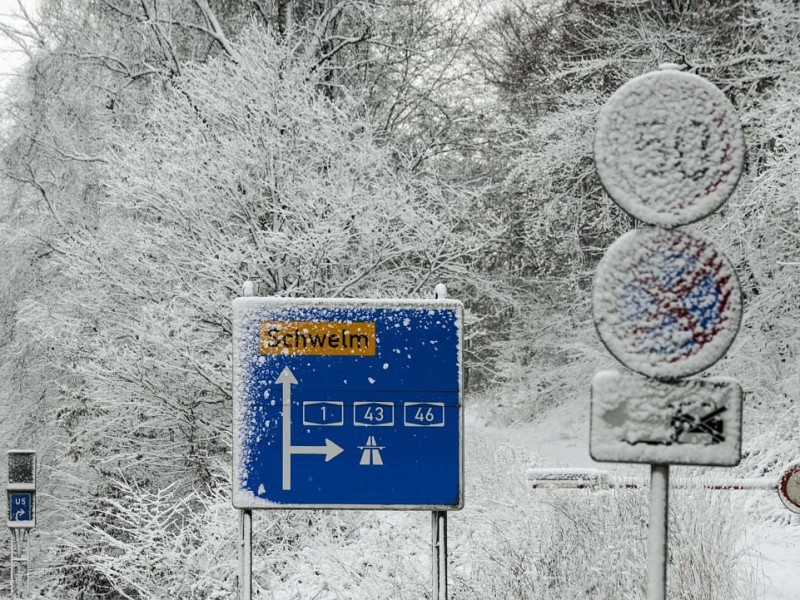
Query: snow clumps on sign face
590 370 742 465
594 69 744 227
593 228 741 379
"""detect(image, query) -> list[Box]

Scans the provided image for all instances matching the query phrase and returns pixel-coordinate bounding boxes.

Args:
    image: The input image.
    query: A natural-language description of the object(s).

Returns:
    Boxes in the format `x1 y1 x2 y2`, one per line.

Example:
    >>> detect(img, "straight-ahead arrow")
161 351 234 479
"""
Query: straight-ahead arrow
277 366 344 491
277 366 298 398
278 366 298 491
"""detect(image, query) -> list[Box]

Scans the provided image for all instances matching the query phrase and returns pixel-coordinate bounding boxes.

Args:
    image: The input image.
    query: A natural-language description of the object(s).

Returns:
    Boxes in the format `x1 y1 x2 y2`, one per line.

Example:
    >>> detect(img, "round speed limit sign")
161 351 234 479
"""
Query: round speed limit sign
594 68 745 228
778 461 800 514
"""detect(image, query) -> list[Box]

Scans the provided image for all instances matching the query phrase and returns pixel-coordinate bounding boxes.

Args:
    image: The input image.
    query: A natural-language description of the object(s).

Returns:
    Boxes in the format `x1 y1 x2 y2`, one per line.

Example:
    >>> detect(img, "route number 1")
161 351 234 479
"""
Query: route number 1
303 401 344 426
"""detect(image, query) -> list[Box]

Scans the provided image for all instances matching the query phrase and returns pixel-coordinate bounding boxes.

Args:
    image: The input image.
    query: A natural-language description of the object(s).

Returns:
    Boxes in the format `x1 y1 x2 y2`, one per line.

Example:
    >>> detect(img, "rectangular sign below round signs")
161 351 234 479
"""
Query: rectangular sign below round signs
232 297 463 510
590 370 742 466
7 492 34 528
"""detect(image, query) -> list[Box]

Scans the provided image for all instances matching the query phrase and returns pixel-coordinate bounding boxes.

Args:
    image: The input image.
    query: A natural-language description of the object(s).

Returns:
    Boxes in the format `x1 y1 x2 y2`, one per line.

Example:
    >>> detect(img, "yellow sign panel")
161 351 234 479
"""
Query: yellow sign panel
260 321 376 356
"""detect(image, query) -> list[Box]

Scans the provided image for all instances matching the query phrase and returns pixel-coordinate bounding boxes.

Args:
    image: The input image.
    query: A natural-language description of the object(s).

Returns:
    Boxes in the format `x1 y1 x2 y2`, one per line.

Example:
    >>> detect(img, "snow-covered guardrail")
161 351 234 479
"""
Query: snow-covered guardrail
527 468 778 491
527 468 612 489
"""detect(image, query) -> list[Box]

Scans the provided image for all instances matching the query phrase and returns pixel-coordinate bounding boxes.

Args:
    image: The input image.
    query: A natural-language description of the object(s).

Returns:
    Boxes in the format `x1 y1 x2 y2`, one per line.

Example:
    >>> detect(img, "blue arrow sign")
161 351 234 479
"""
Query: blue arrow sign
232 299 463 509
8 492 33 523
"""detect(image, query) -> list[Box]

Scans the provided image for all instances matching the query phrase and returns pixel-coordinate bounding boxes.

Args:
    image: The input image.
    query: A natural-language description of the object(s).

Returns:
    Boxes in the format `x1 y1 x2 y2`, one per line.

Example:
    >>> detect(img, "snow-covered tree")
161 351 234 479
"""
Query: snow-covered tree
469 0 800 424
1 15 499 592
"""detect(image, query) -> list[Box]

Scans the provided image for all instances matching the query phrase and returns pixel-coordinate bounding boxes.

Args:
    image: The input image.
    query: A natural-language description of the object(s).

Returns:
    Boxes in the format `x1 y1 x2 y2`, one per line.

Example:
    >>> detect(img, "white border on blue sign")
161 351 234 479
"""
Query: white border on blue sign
232 297 464 511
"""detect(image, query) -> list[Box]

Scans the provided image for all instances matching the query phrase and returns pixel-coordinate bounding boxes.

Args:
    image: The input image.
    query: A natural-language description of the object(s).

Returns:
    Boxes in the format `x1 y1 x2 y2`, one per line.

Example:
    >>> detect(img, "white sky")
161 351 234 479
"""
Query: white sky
0 0 40 84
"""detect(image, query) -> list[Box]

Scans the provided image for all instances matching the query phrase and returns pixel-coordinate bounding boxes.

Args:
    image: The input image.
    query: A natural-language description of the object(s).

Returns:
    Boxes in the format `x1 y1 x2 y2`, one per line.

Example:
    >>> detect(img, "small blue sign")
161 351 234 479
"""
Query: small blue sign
233 299 463 509
8 492 33 523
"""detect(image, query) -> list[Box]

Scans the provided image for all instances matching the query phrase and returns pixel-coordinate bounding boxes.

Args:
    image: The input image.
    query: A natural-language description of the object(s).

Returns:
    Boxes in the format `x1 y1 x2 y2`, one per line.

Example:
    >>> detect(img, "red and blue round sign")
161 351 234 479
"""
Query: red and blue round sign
779 461 800 514
593 228 741 379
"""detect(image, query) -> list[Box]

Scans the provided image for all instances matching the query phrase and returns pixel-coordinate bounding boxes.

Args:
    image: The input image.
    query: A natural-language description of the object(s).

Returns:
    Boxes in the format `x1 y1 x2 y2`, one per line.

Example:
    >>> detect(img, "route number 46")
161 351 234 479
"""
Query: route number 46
405 402 445 427
414 407 437 422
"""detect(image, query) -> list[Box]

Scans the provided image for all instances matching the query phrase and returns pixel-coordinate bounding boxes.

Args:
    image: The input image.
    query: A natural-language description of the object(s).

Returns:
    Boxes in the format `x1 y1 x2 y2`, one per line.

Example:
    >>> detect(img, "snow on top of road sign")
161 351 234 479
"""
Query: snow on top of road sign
590 370 742 465
233 296 464 311
593 228 741 379
594 70 744 227
778 461 800 514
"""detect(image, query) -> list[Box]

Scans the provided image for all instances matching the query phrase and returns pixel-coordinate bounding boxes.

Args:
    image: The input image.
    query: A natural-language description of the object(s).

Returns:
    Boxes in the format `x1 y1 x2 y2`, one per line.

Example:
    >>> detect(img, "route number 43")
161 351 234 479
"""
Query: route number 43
354 402 394 426
365 406 385 421
405 402 445 427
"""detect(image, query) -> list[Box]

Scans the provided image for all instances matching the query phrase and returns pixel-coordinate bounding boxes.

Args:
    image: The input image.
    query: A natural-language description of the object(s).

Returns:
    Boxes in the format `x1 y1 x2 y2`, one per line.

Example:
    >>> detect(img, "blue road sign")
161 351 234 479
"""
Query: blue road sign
232 298 463 509
8 492 33 525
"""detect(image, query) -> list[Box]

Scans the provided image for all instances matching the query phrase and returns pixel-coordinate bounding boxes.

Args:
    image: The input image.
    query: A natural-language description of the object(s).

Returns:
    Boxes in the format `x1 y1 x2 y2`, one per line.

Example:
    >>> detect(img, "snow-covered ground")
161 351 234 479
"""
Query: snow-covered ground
469 400 800 599
745 522 800 600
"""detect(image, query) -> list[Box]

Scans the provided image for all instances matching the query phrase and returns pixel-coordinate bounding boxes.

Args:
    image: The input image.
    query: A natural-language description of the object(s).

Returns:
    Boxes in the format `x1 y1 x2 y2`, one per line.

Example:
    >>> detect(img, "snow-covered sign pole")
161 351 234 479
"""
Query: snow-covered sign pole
432 282 449 600
7 450 36 599
591 65 746 600
237 284 254 600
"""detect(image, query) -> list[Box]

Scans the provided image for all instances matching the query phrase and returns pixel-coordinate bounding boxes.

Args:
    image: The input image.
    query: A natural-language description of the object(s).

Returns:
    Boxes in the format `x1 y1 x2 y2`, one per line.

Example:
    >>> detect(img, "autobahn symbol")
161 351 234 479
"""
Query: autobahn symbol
358 436 385 466
232 298 463 510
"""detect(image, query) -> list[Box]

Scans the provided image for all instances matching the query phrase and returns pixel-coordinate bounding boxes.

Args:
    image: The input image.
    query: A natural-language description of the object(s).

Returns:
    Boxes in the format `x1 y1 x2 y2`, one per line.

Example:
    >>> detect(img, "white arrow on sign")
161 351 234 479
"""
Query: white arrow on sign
14 509 25 520
278 366 344 490
290 439 344 461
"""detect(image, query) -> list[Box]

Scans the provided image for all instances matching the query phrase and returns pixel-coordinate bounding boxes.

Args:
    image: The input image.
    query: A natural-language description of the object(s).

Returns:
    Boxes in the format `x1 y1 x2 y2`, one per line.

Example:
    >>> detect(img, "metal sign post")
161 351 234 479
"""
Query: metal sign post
237 509 253 600
7 450 36 599
431 283 449 600
646 465 669 600
238 283 254 600
432 510 447 600
237 508 252 600
592 66 746 600
10 529 31 599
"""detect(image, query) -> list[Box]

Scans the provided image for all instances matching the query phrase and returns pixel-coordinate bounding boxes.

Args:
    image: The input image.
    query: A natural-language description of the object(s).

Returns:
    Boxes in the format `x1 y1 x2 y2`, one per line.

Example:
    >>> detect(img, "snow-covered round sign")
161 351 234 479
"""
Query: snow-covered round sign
594 69 744 227
778 461 800 514
593 228 741 379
